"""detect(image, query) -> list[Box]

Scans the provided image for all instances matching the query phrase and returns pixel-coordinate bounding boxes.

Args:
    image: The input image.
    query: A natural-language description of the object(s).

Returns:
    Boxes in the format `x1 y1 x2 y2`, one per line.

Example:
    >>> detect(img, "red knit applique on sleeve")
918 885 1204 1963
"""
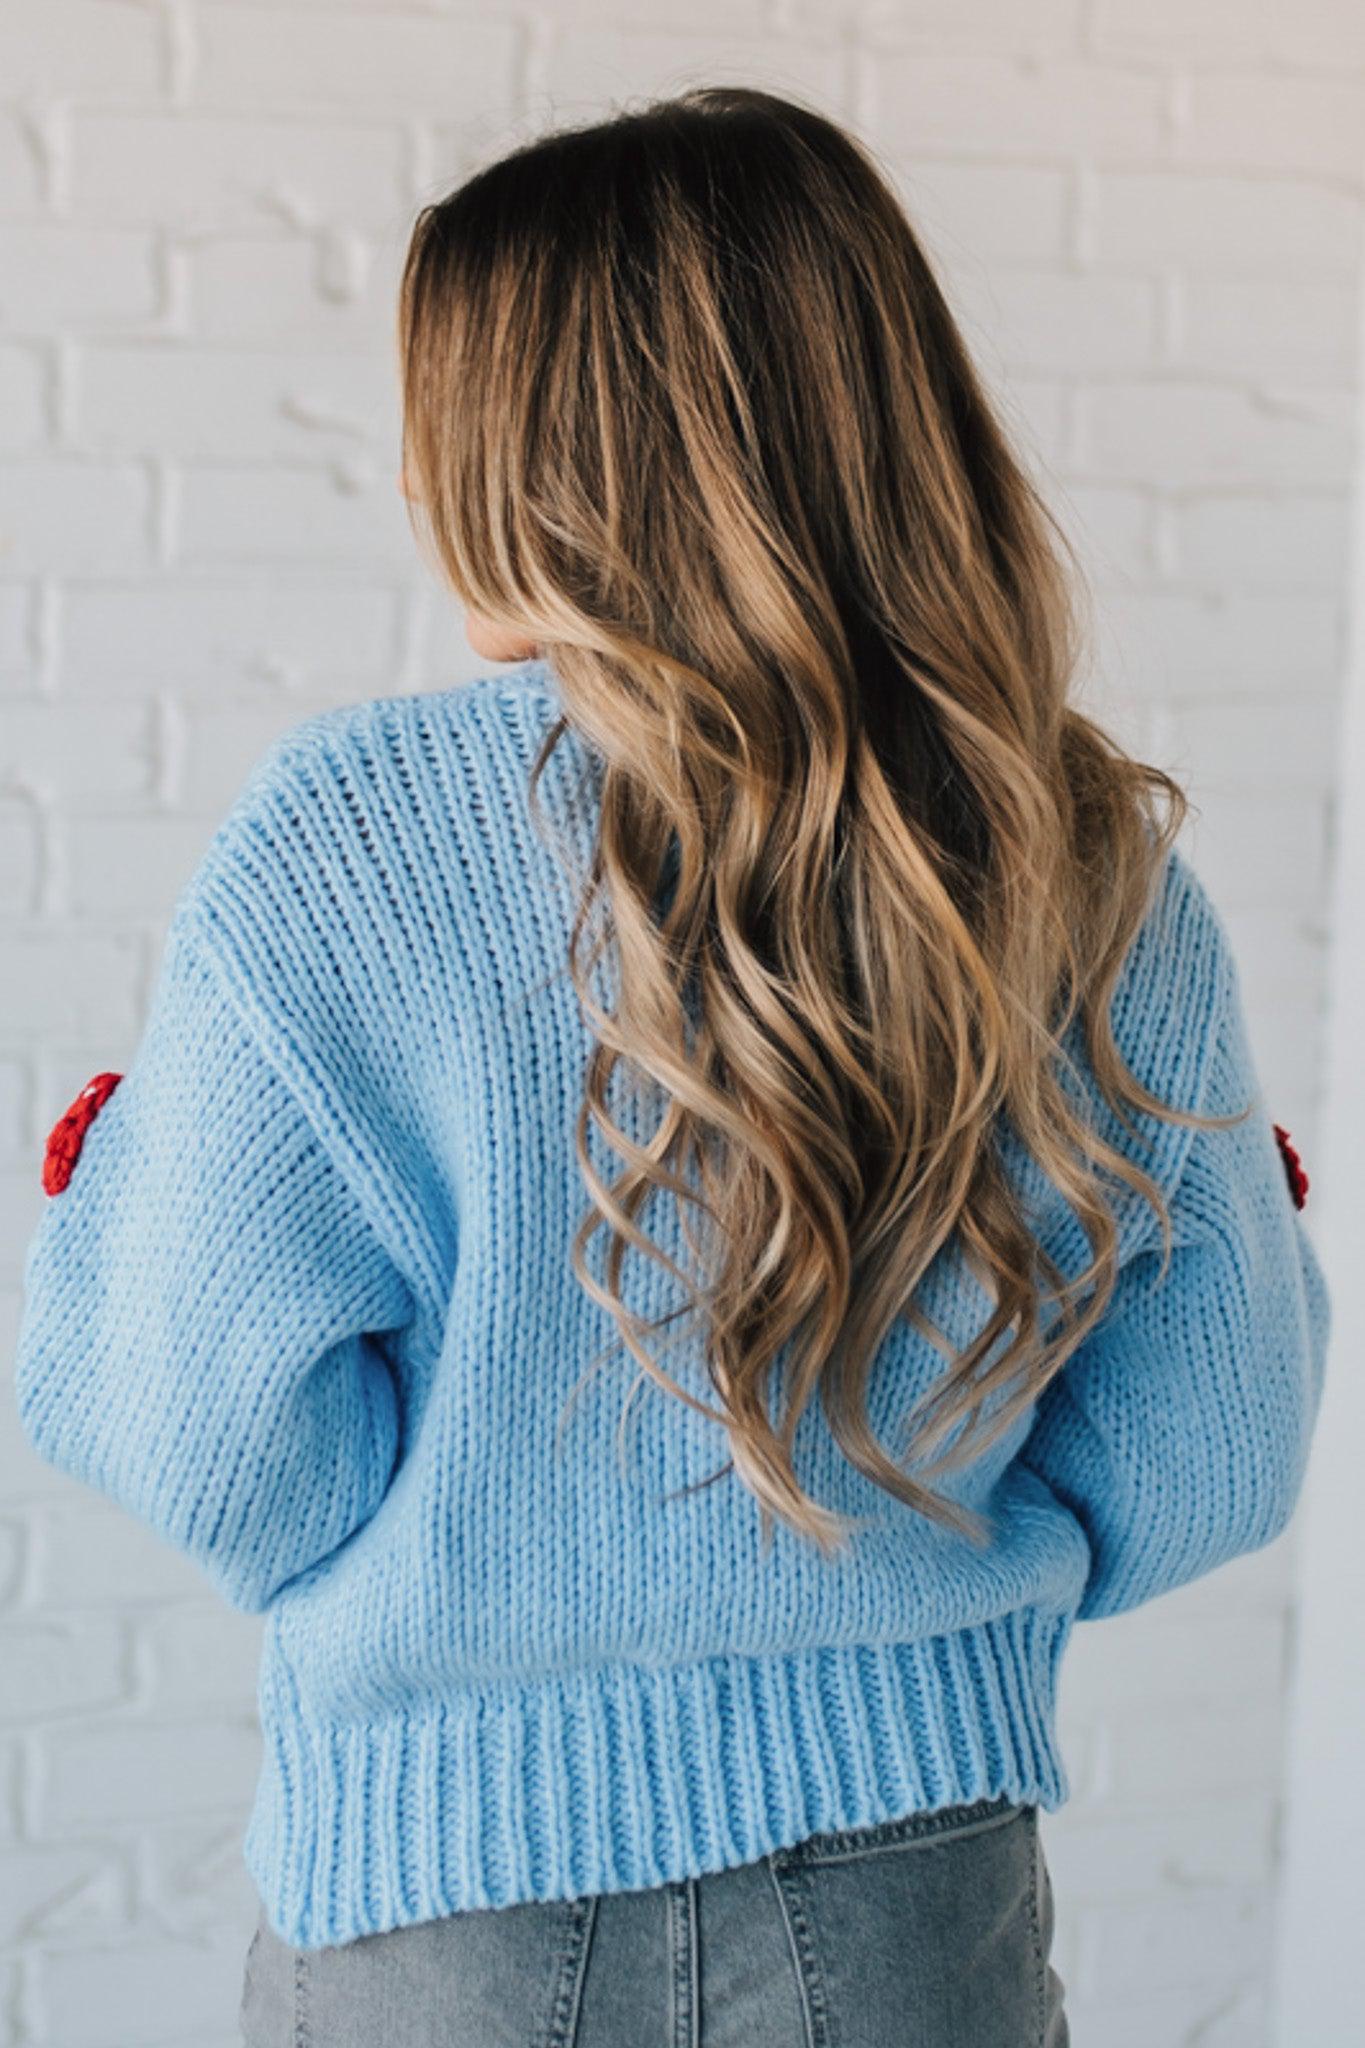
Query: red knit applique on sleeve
1272 1122 1309 1211
42 1071 124 1195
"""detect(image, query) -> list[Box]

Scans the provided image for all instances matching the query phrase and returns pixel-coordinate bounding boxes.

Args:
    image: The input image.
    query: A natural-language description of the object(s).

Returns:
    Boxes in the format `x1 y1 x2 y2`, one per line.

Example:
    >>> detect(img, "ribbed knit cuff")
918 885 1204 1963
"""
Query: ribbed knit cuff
244 1607 1073 1950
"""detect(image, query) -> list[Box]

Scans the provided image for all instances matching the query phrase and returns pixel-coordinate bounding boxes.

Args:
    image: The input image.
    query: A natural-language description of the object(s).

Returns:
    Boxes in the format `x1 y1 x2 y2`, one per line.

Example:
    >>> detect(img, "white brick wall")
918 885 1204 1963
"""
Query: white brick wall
0 5 1356 2045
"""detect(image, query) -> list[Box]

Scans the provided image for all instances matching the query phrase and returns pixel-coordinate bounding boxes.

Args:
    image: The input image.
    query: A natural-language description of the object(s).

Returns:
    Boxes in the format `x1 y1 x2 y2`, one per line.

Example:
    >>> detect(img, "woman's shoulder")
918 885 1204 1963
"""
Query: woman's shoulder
1111 839 1238 1073
191 663 563 878
245 661 563 786
167 671 568 958
1045 838 1243 1218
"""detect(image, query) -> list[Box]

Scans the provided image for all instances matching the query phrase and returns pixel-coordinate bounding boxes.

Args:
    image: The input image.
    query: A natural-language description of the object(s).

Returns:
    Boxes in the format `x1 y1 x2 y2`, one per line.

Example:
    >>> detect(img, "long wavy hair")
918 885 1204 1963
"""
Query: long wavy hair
397 85 1241 1555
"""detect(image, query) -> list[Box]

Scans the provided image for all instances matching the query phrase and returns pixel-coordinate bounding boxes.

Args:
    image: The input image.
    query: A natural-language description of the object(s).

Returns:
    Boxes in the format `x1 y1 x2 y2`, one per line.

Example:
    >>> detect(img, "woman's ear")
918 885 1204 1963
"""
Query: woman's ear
463 611 541 664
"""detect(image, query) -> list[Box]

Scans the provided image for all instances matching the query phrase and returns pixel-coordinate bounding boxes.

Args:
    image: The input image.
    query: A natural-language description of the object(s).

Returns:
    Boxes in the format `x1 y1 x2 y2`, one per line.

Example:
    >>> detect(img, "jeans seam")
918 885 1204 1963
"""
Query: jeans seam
666 1878 699 2048
782 1799 1027 1868
293 1948 309 2048
1027 1810 1045 2048
775 1792 1019 1860
766 1858 829 2048
544 1895 599 2048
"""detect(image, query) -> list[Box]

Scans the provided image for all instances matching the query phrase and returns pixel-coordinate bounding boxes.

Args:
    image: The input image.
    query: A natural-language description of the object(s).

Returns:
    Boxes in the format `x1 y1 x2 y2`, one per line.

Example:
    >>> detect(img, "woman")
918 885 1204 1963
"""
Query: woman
14 85 1329 2047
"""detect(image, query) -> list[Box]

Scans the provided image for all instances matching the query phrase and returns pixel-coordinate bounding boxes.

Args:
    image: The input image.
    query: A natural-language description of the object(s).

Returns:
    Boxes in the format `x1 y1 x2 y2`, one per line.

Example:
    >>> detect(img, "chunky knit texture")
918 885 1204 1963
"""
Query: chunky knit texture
13 659 1332 1950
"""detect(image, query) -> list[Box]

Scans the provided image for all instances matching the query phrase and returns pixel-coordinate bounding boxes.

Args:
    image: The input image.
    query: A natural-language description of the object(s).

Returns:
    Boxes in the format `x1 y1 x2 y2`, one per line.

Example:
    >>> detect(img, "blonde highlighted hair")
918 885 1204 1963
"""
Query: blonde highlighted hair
397 85 1237 1554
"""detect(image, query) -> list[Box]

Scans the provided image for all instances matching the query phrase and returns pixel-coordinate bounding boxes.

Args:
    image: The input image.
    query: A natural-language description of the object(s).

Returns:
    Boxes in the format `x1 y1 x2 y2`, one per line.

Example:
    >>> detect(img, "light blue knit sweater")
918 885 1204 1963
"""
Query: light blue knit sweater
14 660 1331 1950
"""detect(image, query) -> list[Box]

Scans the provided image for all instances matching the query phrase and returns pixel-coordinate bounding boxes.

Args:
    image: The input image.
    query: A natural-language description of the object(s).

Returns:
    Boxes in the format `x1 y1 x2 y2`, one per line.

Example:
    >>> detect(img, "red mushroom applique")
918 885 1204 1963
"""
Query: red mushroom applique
42 1072 124 1196
1272 1122 1309 1212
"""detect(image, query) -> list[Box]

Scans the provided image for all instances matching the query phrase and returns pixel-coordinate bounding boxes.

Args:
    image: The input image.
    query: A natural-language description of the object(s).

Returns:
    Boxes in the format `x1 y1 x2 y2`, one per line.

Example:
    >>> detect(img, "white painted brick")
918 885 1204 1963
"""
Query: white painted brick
0 800 40 913
1049 1712 1107 1805
136 1606 260 1718
37 1922 251 2048
863 57 1167 161
991 375 1069 470
176 464 417 565
1153 692 1341 795
1053 484 1158 582
1099 1699 1286 1803
1177 74 1365 187
195 4 518 116
892 160 1073 265
1045 1795 1276 1900
0 1737 19 1844
1078 1886 1272 1996
1172 491 1351 592
175 696 365 812
36 1718 259 1833
409 610 517 694
1093 0 1365 70
0 229 159 333
0 1844 128 1948
69 112 409 230
1074 383 1356 490
954 266 1158 374
539 29 846 115
4 2 160 99
139 1816 258 1941
1272 0 1365 68
1059 1609 1286 1719
250 0 480 7
857 0 1083 49
1236 1065 1320 1158
1173 277 1360 388
0 701 155 801
0 1063 21 1148
59 578 400 691
1248 982 1335 1108
1198 1996 1273 2048
0 586 31 678
0 346 46 451
0 1617 126 1723
64 816 218 920
0 113 45 217
1092 587 1343 684
1062 1985 1266 2048
190 232 403 344
0 462 149 573
0 1959 18 2047
1181 795 1330 913
0 1174 42 1299
536 0 770 24
0 1523 22 1607
0 1395 75 1507
33 1501 217 1610
75 344 395 458
1089 172 1364 274
0 933 141 1038
1073 665 1162 754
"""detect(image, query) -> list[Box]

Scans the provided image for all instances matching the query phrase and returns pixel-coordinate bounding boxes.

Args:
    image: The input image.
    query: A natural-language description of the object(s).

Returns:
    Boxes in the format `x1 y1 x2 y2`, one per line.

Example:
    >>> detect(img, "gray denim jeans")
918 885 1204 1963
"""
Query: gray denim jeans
239 1792 1067 2047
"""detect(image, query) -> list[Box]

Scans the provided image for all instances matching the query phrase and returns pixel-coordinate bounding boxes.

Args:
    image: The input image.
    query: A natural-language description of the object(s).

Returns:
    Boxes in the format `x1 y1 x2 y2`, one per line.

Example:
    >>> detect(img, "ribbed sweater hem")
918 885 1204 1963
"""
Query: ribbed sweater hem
243 1606 1074 1949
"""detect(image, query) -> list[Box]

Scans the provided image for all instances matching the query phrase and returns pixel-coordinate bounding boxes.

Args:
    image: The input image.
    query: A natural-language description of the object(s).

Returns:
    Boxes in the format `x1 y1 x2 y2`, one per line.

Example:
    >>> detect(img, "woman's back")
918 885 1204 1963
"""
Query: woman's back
14 659 1328 1959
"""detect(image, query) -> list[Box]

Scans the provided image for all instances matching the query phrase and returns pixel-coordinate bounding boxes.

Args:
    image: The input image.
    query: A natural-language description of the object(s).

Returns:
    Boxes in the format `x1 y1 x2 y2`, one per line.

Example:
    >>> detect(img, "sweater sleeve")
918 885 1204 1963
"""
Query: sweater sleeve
1016 913 1332 1623
13 905 416 1615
